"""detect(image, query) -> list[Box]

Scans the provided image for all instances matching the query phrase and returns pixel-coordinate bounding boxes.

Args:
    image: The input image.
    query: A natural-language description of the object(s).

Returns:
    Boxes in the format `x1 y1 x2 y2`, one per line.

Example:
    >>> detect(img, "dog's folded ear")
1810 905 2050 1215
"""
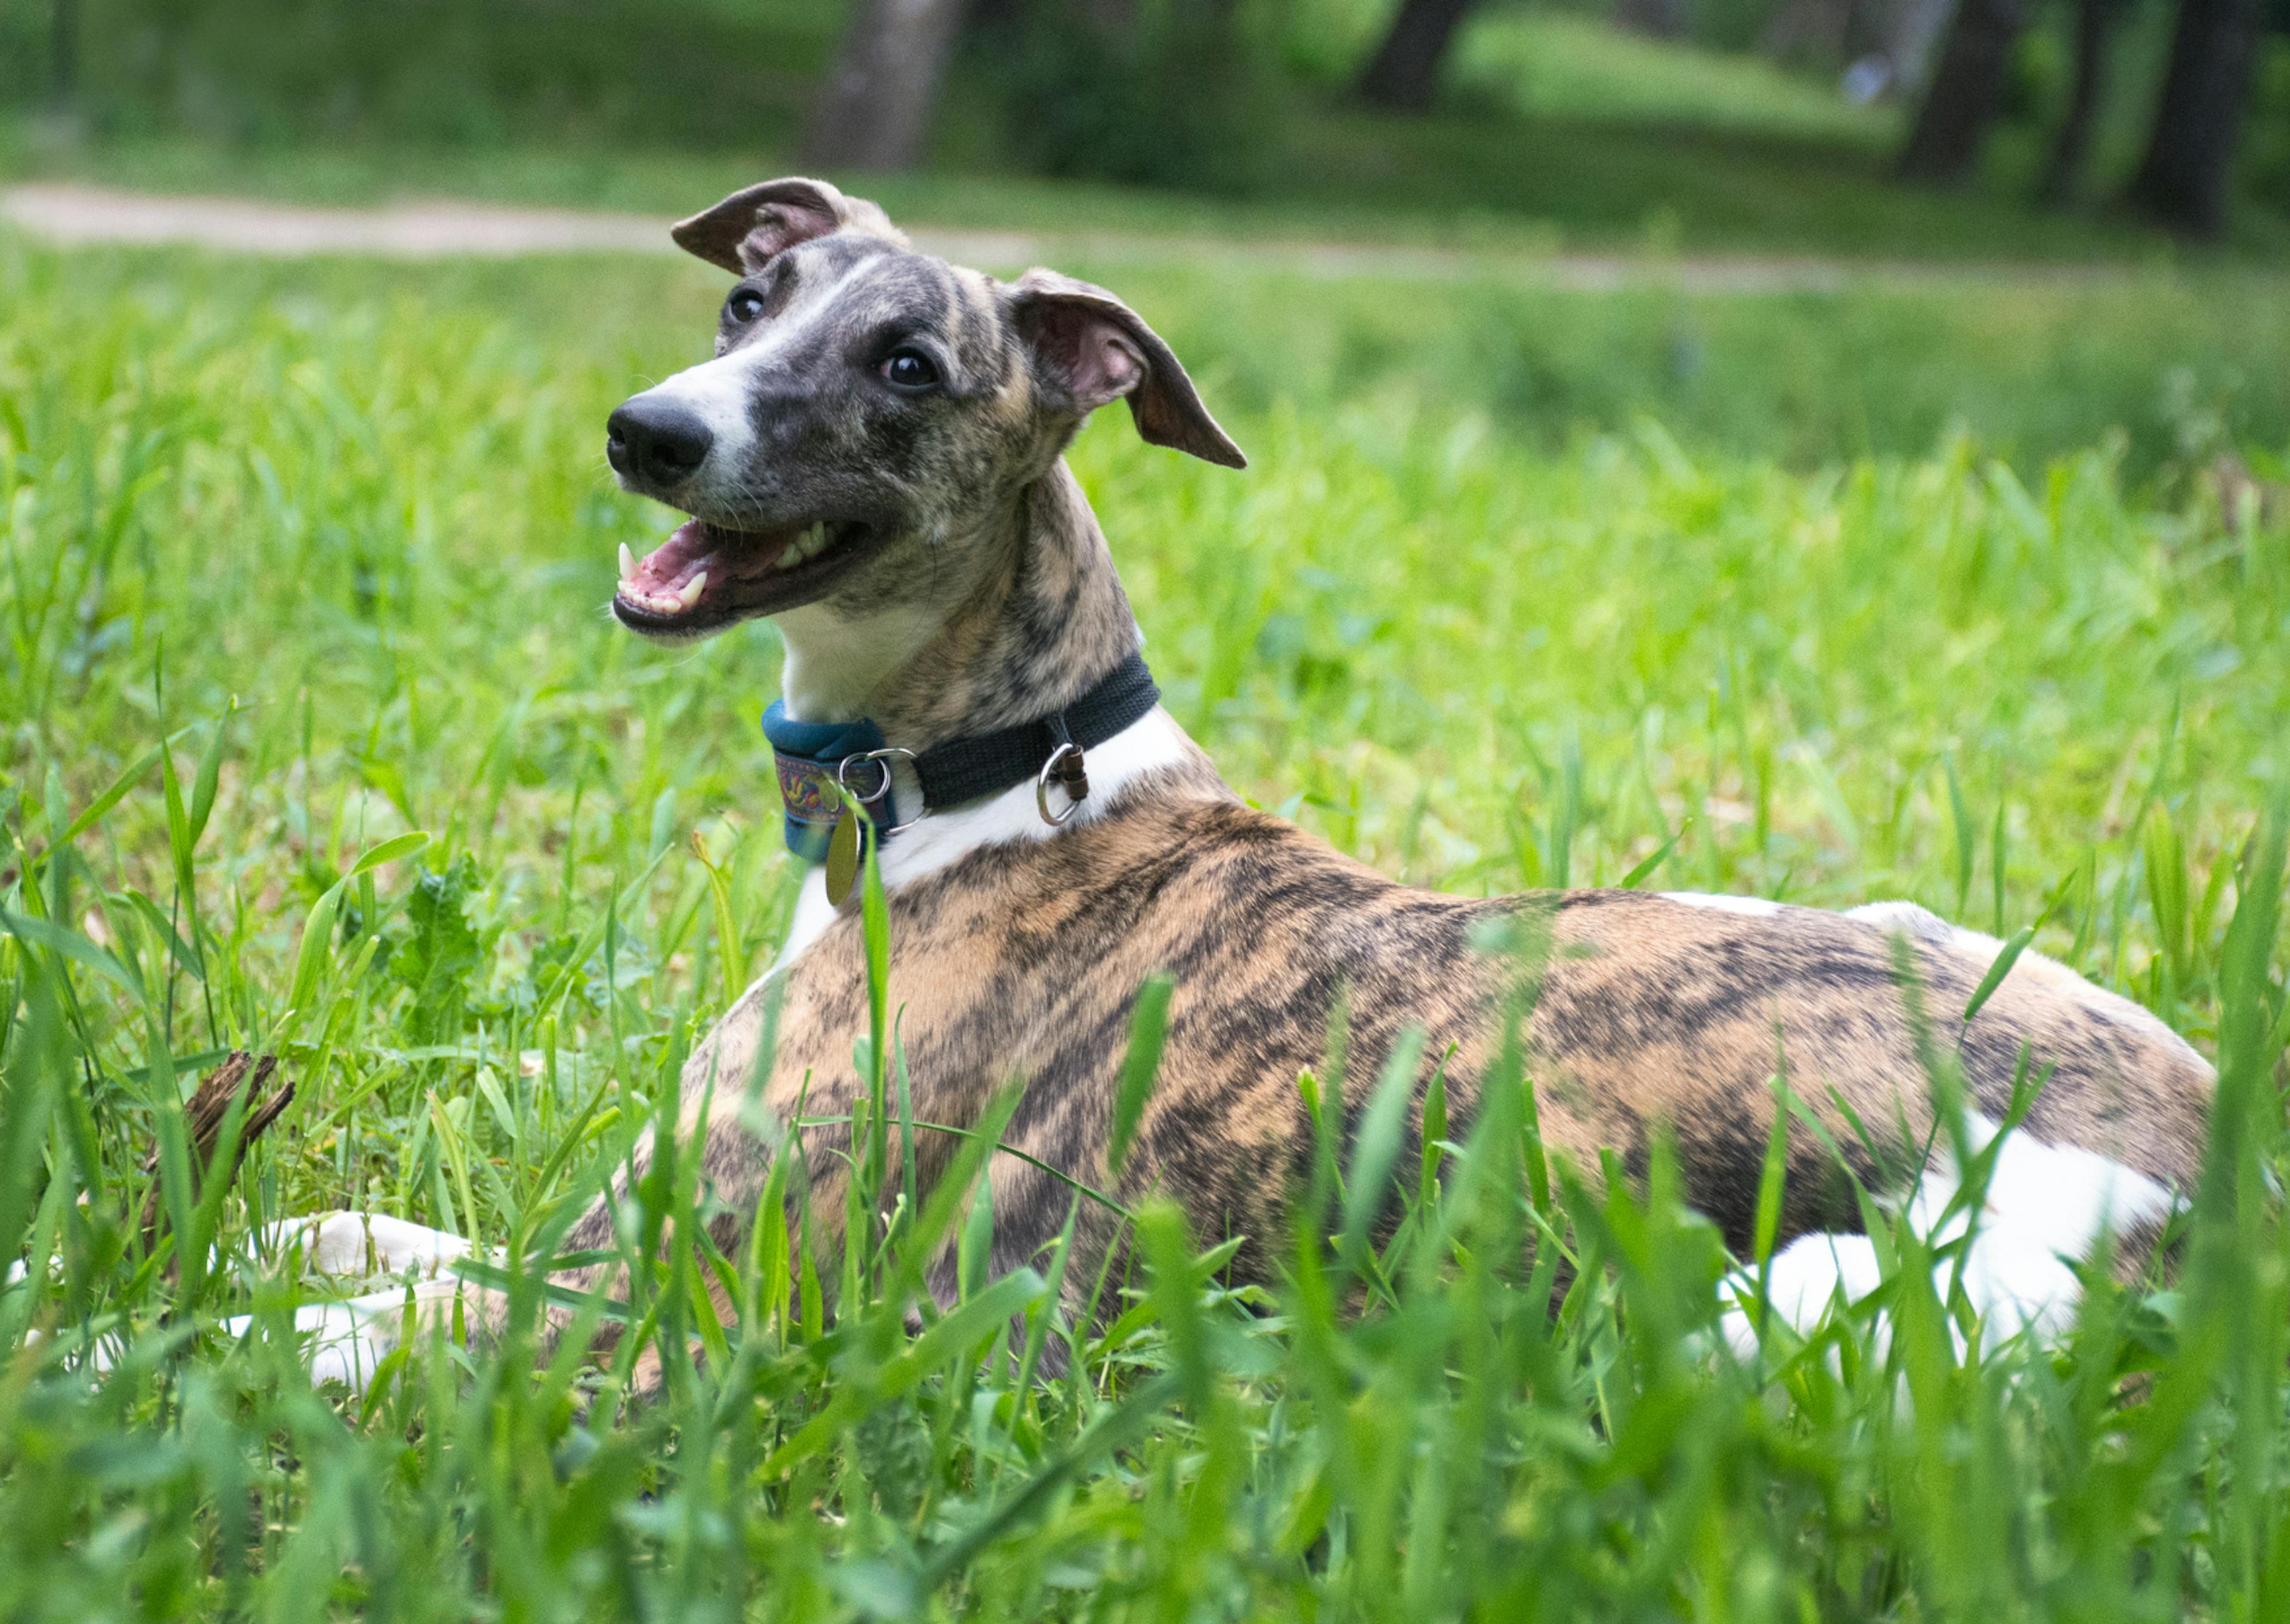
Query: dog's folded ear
670 178 908 275
1008 270 1247 470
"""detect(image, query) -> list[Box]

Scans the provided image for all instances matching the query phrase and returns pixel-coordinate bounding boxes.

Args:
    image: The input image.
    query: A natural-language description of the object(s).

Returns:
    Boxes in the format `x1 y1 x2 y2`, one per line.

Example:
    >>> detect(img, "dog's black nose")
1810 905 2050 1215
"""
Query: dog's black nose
606 400 714 485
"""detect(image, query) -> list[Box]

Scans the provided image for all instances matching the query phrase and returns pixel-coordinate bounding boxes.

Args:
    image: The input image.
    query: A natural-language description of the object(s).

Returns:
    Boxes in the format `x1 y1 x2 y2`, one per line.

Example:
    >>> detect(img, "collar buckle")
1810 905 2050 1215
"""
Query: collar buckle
1036 742 1088 826
835 747 925 836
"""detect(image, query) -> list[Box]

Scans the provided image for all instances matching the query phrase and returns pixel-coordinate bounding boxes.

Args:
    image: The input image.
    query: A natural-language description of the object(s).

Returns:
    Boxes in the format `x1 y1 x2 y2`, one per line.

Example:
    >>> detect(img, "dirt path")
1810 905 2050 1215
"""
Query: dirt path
0 180 2168 293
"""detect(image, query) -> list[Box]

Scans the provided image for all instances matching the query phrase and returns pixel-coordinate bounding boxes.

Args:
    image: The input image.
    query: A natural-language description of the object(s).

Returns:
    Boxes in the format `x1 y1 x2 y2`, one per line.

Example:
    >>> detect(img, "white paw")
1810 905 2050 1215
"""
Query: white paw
224 1277 472 1393
1911 1115 2172 1344
1722 1111 2176 1360
1721 1232 1885 1358
260 1211 472 1282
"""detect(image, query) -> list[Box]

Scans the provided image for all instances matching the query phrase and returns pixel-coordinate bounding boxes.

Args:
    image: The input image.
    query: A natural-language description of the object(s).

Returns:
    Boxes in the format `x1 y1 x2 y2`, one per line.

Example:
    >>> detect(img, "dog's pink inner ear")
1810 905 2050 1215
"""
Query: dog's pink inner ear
1035 306 1146 411
1013 271 1247 470
670 178 903 277
736 199 838 273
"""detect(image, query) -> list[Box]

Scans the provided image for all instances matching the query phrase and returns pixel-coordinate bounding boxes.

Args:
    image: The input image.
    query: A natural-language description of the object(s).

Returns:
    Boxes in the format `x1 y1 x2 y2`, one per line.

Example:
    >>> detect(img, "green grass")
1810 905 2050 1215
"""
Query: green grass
2 234 2289 1617
1106 258 2290 473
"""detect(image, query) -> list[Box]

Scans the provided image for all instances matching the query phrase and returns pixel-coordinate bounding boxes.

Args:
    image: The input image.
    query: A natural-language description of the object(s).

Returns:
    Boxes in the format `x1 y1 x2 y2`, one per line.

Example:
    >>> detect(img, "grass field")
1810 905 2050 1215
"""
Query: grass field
2 230 2289 1617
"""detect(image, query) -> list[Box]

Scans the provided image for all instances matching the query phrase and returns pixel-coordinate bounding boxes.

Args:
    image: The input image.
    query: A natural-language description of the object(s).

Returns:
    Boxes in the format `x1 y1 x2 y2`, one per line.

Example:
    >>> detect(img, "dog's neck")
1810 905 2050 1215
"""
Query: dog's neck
771 461 1140 749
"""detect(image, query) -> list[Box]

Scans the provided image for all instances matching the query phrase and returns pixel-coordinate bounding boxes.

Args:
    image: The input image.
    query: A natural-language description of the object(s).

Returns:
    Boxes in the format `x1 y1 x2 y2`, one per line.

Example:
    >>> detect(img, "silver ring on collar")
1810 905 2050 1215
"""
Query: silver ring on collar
837 748 924 835
1036 743 1085 827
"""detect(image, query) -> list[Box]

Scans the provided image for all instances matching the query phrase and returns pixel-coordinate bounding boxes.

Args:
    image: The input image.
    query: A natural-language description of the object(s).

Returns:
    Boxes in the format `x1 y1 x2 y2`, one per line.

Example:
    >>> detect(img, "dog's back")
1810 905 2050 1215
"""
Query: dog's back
667 765 2209 1315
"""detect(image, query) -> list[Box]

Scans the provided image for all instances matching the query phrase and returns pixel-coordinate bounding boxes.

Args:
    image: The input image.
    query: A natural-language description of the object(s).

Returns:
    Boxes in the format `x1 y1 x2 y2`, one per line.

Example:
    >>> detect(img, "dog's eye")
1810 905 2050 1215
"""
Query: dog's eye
880 348 941 392
725 289 766 324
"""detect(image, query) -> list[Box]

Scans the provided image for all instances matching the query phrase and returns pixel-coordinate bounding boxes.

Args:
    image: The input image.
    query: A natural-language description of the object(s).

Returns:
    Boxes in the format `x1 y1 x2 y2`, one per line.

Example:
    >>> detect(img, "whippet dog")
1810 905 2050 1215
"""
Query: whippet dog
240 179 2210 1387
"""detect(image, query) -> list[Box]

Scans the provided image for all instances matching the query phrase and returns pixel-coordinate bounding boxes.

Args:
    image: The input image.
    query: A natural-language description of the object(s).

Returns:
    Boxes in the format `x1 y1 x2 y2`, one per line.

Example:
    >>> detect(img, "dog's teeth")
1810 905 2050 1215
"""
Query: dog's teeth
774 523 832 572
674 572 707 610
618 543 636 583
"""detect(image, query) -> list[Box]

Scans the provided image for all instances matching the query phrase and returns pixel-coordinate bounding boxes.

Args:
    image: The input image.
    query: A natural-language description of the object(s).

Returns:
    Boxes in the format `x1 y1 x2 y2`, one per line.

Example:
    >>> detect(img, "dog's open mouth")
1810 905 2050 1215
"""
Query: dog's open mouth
612 517 875 634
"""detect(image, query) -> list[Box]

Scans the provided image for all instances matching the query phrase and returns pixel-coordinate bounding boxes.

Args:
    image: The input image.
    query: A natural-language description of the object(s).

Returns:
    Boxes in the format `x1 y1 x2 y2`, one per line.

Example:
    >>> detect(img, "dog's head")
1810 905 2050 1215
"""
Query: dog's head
607 177 1243 643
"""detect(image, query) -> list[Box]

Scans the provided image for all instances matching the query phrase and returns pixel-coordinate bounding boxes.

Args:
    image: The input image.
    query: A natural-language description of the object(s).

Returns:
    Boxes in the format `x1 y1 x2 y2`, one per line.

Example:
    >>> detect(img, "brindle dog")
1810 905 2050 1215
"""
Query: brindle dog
255 178 2209 1387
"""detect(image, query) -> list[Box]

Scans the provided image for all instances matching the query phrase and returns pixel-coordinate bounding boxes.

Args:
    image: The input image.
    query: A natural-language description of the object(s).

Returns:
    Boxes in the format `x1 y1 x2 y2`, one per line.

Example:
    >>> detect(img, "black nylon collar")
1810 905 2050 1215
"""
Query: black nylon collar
763 651 1161 860
911 650 1159 813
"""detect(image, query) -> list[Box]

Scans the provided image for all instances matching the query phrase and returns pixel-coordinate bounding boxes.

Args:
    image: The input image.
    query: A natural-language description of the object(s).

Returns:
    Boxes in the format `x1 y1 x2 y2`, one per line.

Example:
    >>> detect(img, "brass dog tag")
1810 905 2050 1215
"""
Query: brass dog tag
825 811 861 907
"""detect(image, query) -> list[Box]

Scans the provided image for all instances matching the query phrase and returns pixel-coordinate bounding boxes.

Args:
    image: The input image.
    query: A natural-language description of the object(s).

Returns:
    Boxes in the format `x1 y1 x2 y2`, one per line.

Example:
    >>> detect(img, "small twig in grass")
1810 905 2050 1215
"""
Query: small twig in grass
137 1050 295 1262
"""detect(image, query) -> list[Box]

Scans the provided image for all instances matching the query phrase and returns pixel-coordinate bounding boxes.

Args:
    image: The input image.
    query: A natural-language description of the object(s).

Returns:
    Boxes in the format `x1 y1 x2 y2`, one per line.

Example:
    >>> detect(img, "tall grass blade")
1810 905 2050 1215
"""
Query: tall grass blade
1108 971 1174 1179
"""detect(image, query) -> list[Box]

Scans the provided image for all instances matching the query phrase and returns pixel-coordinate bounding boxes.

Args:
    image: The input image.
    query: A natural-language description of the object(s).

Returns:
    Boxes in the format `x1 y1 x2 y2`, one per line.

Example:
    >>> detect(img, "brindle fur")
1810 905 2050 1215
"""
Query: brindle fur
536 179 2212 1372
587 798 2210 1304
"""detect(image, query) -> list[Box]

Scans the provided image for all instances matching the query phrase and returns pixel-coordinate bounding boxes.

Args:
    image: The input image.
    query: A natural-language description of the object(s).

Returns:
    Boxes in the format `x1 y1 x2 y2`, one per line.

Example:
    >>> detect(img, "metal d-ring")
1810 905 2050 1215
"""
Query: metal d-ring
1036 742 1086 826
836 748 924 835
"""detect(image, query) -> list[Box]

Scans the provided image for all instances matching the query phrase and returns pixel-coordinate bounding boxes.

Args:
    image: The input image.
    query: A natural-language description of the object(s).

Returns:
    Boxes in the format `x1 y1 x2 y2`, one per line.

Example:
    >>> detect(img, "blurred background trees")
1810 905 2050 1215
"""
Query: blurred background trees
2128 0 2269 230
1896 0 2031 184
805 0 972 171
0 0 2285 244
1357 0 1484 110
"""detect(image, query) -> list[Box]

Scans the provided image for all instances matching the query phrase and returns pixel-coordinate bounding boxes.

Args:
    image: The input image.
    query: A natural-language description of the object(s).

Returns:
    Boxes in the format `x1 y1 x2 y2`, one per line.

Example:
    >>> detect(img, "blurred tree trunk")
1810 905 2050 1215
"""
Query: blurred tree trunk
2035 0 2117 203
804 0 972 172
50 0 79 110
1762 0 1949 92
1357 0 1479 112
1615 0 1692 41
2128 0 2263 235
1759 0 1849 66
1896 0 2026 183
1838 0 1891 64
1885 0 1957 89
977 0 1134 30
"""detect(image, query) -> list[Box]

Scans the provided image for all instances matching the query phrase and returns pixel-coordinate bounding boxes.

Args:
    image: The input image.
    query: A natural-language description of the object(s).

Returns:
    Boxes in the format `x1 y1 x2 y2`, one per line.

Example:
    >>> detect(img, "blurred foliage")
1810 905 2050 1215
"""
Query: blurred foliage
0 0 843 147
2249 36 2290 212
2 0 2286 253
1449 9 1893 139
973 0 1285 193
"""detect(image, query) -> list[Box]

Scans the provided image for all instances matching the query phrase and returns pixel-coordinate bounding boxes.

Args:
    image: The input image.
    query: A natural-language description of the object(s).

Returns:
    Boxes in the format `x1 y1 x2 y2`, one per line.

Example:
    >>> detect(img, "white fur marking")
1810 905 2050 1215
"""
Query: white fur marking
633 259 871 485
1845 899 1957 943
774 599 952 723
1661 891 1785 918
1723 1111 2174 1359
629 347 762 470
